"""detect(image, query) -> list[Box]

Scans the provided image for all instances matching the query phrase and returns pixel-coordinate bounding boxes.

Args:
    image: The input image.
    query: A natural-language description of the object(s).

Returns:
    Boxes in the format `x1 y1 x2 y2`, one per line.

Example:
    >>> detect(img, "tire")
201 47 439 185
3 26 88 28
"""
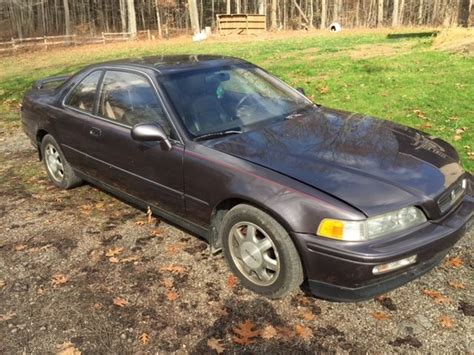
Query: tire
221 204 304 299
40 134 82 189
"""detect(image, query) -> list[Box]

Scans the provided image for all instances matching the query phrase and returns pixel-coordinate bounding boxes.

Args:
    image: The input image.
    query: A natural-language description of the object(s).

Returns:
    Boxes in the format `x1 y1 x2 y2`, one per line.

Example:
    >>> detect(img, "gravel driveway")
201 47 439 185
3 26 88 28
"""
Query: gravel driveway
0 127 472 353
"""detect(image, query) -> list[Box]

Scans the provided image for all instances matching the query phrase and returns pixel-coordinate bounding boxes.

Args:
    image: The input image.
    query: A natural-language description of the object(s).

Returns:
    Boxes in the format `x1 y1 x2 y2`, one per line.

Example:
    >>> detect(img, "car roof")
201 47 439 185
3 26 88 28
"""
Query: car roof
88 55 249 75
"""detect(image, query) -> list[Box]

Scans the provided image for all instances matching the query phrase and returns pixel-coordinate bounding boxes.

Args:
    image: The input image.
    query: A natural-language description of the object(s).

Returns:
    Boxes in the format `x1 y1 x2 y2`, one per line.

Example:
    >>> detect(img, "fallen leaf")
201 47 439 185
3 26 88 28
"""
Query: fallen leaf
93 303 103 310
113 296 129 307
167 289 179 302
455 128 466 135
295 324 312 341
0 311 16 322
454 135 462 141
319 86 329 94
51 274 69 287
166 243 186 255
445 256 463 268
371 311 390 320
449 116 459 121
151 229 164 237
160 265 186 274
0 280 5 289
233 320 260 345
14 244 27 251
161 278 174 289
227 274 238 289
108 256 120 263
105 247 124 257
260 325 277 340
413 109 426 118
439 315 454 328
300 309 315 321
57 342 81 355
207 338 225 353
422 289 451 304
135 220 146 226
448 281 465 289
138 332 151 345
120 256 139 263
275 326 295 339
146 206 153 224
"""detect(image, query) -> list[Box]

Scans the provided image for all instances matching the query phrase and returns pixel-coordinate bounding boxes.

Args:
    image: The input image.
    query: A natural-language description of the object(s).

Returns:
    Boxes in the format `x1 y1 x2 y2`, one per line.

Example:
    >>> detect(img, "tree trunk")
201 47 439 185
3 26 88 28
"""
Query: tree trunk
308 0 314 28
271 0 277 29
320 0 327 28
418 0 424 24
377 0 384 26
392 0 399 26
258 0 265 15
188 0 200 34
333 0 342 22
63 0 71 35
127 0 137 36
120 0 127 34
458 0 470 26
235 0 241 13
155 0 162 38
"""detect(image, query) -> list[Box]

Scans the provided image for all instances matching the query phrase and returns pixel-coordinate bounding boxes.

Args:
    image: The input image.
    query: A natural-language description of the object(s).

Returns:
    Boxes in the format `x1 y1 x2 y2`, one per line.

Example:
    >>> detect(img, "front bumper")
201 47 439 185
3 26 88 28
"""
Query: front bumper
293 195 473 302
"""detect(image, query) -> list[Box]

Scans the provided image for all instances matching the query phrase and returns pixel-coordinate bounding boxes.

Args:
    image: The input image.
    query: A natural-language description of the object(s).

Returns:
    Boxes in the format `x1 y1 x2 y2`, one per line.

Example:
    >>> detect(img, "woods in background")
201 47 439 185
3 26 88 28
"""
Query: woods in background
0 0 472 40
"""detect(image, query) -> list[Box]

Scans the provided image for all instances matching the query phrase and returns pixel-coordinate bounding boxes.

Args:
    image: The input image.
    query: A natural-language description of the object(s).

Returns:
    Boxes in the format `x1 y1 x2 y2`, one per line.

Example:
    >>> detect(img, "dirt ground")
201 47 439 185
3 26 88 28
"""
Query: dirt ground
0 126 473 354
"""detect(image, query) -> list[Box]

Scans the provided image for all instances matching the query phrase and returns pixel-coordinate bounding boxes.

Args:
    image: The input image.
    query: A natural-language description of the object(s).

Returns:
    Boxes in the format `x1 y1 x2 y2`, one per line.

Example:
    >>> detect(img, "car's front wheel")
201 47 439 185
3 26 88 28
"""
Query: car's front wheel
41 134 82 189
221 204 304 298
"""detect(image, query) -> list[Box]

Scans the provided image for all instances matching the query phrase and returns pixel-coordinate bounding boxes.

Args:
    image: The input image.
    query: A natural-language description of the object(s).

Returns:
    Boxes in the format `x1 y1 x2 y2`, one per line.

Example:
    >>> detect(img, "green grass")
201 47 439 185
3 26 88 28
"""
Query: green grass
0 31 473 170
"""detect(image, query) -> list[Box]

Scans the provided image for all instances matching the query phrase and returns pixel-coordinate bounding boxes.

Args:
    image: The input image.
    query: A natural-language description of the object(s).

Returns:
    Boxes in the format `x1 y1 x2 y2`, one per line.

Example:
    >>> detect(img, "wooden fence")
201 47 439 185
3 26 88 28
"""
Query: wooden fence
0 30 154 53
216 14 266 35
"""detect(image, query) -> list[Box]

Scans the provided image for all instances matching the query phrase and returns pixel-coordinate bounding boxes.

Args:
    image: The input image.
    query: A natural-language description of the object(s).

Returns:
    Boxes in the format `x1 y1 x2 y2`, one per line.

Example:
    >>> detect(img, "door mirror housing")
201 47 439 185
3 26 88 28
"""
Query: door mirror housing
131 123 172 151
296 87 306 95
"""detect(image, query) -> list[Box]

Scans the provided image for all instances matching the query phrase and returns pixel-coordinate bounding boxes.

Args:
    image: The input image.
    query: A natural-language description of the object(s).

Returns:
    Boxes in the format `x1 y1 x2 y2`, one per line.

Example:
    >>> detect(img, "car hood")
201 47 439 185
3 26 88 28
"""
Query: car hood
207 107 465 218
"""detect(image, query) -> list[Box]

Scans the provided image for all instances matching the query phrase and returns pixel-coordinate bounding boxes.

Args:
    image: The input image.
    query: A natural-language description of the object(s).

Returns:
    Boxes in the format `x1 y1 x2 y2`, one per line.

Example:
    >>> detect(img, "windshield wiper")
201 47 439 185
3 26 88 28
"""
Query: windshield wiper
194 130 242 141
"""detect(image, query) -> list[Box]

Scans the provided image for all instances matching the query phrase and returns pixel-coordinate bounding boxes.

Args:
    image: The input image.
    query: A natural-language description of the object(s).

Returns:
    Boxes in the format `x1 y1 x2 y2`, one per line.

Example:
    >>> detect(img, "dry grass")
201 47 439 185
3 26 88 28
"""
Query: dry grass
433 27 474 55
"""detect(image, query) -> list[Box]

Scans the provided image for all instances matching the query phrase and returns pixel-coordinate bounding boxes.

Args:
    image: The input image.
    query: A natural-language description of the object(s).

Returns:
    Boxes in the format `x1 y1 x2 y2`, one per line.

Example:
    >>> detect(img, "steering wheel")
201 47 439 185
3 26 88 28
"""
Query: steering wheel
235 93 252 111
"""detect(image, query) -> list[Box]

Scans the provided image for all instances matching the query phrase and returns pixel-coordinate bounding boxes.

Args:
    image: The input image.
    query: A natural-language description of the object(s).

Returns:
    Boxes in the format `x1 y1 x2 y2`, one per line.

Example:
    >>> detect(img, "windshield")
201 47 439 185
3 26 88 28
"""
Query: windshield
159 64 312 138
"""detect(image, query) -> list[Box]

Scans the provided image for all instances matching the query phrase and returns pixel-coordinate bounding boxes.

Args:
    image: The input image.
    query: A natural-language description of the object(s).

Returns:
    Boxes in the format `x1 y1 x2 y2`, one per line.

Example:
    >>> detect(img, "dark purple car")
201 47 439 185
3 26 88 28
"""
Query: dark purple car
21 55 473 301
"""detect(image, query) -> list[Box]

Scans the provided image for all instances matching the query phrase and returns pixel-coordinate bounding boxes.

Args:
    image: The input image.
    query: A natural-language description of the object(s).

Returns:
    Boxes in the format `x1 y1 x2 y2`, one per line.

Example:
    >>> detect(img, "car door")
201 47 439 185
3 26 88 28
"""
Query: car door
56 70 103 176
84 69 185 217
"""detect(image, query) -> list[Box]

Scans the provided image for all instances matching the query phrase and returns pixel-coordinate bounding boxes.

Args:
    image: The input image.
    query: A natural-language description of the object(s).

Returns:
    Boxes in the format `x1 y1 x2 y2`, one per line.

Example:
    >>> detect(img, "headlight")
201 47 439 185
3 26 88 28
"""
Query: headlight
317 206 427 241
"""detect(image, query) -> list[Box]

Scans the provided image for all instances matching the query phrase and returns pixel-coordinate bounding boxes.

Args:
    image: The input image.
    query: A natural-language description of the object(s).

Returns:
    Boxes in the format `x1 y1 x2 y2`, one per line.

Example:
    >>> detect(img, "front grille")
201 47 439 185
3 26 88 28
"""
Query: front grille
438 179 466 214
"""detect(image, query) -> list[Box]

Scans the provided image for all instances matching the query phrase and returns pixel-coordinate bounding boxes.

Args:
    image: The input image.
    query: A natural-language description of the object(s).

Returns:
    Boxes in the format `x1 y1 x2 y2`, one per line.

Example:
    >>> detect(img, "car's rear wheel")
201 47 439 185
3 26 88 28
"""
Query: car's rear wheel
41 134 82 189
221 204 304 298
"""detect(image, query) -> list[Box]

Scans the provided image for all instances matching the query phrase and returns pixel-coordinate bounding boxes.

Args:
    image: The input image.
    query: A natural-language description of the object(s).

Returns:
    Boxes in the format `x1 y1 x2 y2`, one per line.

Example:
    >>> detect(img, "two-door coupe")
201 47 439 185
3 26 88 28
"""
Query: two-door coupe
21 55 473 301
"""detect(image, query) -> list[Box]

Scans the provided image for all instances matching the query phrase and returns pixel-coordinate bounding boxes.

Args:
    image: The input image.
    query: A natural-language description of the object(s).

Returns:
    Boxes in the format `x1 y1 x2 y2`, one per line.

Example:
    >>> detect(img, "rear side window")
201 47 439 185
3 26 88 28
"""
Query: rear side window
65 71 102 113
97 70 171 135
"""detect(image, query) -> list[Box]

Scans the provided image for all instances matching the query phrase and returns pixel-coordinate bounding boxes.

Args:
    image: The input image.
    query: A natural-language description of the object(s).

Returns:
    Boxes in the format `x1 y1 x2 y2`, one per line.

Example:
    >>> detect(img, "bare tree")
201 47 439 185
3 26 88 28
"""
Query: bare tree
63 0 71 35
120 0 127 33
377 0 384 26
127 0 137 36
320 0 327 28
271 0 277 29
188 0 200 34
458 0 470 26
392 0 399 26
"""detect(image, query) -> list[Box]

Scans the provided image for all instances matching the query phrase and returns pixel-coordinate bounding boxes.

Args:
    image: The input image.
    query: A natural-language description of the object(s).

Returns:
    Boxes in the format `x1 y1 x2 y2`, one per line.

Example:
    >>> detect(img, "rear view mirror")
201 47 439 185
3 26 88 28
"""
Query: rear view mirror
296 87 306 95
131 123 172 151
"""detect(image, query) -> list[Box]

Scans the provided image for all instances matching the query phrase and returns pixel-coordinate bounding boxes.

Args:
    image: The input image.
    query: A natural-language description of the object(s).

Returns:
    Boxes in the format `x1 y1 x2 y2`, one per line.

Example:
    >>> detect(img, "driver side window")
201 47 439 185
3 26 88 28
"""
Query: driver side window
98 70 173 137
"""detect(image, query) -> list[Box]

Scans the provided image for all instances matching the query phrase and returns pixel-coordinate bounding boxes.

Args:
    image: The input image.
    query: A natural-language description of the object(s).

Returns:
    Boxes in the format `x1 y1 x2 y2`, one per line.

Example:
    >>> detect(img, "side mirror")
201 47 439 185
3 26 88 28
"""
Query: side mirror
131 123 172 151
296 87 306 96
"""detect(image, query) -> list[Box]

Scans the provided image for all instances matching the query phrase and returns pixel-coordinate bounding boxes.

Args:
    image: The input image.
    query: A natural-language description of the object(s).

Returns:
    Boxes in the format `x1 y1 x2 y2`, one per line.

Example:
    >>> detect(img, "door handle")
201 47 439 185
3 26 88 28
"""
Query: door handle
89 127 102 137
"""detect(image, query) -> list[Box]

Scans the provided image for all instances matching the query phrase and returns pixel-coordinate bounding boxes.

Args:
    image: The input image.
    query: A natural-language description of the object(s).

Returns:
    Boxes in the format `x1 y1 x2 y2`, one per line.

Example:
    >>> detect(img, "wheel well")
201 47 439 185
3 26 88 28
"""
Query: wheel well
210 198 294 252
36 129 48 159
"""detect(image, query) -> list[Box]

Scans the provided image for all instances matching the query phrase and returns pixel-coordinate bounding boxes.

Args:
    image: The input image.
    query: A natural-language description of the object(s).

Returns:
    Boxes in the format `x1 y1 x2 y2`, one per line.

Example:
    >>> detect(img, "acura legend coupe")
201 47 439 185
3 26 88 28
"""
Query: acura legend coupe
21 55 473 301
